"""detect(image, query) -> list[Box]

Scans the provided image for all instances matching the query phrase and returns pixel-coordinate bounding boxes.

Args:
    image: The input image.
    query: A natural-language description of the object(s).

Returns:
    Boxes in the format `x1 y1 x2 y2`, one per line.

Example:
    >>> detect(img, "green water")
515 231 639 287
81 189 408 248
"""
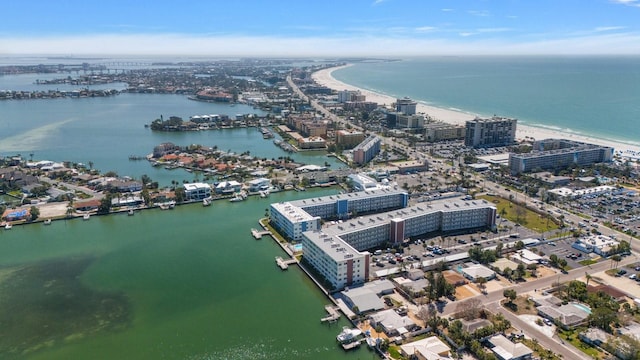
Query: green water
0 189 367 359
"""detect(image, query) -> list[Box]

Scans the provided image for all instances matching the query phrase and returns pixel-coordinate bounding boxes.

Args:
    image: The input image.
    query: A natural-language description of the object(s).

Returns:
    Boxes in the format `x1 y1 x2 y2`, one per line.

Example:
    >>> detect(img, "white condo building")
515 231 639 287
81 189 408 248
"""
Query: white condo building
301 198 496 290
270 188 409 241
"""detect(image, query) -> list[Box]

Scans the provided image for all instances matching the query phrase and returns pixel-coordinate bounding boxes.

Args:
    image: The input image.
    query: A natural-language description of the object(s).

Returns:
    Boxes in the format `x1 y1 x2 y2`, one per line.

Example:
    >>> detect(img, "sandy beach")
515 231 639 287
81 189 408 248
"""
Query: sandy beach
313 64 640 154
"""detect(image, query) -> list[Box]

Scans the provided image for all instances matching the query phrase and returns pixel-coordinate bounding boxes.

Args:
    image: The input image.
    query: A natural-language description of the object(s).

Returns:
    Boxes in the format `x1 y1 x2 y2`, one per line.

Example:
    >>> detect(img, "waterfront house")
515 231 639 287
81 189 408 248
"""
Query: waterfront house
368 309 417 337
337 280 393 314
109 179 143 193
74 199 101 212
184 183 212 201
2 208 30 222
214 181 242 194
247 178 270 192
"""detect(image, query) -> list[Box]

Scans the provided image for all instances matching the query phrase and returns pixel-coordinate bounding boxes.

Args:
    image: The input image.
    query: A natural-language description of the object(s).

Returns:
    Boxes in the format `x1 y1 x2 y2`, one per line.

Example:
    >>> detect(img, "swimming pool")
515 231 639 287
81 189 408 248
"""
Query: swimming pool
293 243 303 252
571 302 592 314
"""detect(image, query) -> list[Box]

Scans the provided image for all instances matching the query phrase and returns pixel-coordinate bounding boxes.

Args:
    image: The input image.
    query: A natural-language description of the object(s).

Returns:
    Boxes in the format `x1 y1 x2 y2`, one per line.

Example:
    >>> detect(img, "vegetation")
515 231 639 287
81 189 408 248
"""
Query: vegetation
479 195 560 232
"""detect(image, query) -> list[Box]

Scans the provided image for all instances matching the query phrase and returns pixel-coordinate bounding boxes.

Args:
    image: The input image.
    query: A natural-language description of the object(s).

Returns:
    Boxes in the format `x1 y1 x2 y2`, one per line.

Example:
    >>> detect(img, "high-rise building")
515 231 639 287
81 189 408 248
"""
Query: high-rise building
396 97 417 115
464 116 517 148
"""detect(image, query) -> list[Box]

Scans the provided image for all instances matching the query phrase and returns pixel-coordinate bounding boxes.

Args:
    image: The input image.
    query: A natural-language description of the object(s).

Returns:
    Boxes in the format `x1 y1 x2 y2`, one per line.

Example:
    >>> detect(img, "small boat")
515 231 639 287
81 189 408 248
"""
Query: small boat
128 209 135 216
44 219 52 225
229 194 245 202
83 214 91 221
365 336 379 348
4 223 12 230
259 190 269 198
158 201 176 210
203 197 212 206
336 327 362 343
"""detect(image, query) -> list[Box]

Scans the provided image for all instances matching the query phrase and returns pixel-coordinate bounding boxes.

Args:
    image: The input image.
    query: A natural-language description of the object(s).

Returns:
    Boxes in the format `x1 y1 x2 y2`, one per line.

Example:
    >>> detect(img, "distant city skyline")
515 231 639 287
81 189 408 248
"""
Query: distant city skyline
2 0 640 56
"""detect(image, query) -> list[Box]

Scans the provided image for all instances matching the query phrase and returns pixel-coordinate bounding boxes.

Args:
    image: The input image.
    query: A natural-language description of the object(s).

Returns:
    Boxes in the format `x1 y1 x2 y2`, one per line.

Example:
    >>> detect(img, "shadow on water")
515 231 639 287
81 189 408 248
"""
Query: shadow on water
0 256 131 358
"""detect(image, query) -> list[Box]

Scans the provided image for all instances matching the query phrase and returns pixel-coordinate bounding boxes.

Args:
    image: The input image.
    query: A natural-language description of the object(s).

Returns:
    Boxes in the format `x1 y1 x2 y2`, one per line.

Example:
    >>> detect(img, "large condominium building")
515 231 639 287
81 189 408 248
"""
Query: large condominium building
353 135 382 165
336 129 366 149
302 198 496 290
338 90 365 103
396 97 417 115
464 116 517 148
509 139 614 175
183 183 212 200
425 122 465 142
270 188 408 241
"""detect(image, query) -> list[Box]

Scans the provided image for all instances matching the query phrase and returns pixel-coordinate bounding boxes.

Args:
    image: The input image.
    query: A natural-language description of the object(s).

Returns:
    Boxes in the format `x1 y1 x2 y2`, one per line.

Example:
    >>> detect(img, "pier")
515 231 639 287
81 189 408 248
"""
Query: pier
251 228 271 239
275 256 297 270
320 305 341 323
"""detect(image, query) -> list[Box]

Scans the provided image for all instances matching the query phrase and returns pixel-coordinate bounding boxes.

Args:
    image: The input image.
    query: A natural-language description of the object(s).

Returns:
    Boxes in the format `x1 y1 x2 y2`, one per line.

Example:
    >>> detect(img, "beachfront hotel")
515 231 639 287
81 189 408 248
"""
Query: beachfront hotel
301 198 496 290
352 135 382 165
464 116 517 148
270 188 409 241
508 139 614 175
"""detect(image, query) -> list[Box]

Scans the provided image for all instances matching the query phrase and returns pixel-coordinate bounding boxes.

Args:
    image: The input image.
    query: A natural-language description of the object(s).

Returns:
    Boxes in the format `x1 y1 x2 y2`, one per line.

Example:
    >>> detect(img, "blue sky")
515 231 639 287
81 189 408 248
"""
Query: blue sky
2 0 640 56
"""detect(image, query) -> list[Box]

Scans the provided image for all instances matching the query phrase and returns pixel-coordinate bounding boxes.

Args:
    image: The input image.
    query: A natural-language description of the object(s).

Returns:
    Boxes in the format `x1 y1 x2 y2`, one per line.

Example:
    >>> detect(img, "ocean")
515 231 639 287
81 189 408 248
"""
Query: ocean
331 56 640 147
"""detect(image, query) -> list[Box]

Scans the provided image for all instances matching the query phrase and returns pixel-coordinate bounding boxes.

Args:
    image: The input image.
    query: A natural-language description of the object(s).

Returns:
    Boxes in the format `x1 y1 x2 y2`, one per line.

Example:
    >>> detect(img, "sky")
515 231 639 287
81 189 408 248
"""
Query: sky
1 0 640 57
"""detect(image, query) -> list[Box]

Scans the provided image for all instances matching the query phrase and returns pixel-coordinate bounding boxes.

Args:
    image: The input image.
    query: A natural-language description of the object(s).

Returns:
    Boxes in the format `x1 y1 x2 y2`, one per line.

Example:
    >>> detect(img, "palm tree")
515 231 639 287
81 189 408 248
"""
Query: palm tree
585 272 592 288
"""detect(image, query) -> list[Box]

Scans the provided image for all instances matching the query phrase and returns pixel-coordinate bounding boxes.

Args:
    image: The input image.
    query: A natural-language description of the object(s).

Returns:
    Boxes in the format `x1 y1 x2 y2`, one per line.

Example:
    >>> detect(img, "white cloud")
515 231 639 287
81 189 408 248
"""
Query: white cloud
415 26 436 33
477 28 512 33
468 10 490 17
594 26 626 32
441 8 454 12
610 0 640 7
372 0 387 5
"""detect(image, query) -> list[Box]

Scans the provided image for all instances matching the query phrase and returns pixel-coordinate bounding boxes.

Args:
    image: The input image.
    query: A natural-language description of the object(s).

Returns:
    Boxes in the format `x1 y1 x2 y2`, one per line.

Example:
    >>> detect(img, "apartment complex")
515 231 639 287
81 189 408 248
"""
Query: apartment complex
464 116 517 148
424 122 465 142
301 198 496 290
353 135 382 165
270 188 409 241
509 139 614 174
336 129 366 149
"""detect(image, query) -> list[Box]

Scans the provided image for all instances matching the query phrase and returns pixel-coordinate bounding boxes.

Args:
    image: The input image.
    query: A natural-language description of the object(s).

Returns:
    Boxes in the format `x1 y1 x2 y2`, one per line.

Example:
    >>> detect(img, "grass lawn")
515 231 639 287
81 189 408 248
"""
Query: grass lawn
557 328 606 359
388 345 402 359
579 259 598 266
501 296 538 315
479 195 560 232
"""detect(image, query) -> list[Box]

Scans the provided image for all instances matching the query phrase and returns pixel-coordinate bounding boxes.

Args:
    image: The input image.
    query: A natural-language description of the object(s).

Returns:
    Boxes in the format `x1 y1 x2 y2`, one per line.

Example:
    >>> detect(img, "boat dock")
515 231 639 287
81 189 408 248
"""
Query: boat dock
275 256 297 270
320 305 341 323
251 228 271 239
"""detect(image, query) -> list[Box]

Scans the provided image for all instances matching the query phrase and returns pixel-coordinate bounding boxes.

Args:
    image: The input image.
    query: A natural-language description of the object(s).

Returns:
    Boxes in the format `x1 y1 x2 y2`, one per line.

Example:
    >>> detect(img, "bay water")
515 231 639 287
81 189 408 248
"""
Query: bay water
0 73 359 359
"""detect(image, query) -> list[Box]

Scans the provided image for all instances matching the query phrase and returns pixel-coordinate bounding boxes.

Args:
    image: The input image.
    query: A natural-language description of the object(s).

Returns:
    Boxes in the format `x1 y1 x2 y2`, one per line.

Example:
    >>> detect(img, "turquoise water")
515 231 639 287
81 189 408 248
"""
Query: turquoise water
0 190 366 359
333 56 640 147
0 73 357 359
571 302 592 314
0 91 344 186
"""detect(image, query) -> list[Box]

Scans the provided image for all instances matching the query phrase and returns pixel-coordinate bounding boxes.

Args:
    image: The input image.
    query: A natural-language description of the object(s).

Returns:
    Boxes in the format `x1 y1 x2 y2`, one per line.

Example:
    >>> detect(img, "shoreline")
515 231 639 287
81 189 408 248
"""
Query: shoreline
313 64 640 154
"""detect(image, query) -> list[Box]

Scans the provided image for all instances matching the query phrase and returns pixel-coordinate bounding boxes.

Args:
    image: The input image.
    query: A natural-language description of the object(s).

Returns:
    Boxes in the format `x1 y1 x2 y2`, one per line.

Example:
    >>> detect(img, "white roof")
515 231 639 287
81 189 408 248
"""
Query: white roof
400 336 451 360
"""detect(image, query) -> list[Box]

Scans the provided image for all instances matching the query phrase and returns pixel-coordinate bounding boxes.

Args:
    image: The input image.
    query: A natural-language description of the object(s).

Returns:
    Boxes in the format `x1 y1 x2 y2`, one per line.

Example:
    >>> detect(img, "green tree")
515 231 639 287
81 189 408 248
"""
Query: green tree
97 193 112 214
29 206 40 221
503 289 517 304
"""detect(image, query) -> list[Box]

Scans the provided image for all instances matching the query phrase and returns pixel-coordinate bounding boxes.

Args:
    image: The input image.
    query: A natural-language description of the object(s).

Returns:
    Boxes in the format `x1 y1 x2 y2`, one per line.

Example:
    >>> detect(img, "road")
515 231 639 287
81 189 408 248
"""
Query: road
440 254 637 360
286 75 363 132
291 71 630 358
